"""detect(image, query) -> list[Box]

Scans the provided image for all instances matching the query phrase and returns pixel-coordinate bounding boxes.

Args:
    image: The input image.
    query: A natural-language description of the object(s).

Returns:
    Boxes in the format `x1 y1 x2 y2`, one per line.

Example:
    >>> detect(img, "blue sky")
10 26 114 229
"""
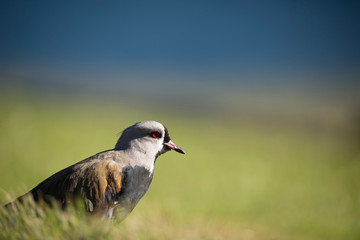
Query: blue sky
0 0 359 87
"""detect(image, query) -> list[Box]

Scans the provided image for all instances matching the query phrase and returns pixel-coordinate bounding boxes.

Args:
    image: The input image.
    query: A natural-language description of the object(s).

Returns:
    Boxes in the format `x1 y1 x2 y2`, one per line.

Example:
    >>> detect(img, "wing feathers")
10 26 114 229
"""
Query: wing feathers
9 151 126 217
81 160 124 213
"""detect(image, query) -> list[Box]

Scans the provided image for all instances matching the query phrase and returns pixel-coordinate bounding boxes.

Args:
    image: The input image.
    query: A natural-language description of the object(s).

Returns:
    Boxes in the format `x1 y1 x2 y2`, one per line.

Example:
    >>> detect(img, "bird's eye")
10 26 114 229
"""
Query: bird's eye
151 131 161 138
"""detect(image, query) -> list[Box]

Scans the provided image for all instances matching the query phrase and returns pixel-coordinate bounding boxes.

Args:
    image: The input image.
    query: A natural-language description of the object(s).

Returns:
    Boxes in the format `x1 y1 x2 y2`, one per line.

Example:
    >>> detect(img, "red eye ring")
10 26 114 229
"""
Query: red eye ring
151 131 161 138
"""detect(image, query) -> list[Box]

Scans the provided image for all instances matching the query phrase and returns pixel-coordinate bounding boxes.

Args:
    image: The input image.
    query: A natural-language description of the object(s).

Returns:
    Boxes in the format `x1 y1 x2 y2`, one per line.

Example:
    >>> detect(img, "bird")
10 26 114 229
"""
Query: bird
6 121 185 220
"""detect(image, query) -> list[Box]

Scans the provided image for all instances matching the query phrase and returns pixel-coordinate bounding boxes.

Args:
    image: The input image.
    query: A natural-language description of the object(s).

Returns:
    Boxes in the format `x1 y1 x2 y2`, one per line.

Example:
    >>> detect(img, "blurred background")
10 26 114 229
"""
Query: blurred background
0 1 359 239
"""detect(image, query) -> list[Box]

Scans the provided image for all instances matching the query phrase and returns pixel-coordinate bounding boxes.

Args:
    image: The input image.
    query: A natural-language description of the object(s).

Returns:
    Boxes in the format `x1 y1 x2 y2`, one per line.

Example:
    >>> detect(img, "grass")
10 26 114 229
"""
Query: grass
0 95 359 239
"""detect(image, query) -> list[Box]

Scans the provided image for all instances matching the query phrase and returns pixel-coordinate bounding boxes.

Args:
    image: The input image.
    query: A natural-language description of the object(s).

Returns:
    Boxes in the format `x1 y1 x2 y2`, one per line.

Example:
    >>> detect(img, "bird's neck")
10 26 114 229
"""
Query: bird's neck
118 141 158 173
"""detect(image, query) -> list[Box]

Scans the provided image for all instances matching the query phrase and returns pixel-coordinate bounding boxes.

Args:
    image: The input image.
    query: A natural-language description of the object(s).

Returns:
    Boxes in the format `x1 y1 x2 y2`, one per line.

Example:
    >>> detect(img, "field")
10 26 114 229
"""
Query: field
0 93 359 240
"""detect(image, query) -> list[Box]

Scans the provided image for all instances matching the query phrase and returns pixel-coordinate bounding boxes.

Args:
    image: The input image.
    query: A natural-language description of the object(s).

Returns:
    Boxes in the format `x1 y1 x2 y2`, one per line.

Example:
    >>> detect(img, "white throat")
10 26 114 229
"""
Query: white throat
119 139 161 173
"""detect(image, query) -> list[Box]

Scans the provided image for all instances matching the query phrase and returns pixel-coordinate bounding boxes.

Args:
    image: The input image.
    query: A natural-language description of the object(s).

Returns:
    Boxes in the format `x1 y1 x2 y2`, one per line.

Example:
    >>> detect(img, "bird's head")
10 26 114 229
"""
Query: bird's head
115 121 185 159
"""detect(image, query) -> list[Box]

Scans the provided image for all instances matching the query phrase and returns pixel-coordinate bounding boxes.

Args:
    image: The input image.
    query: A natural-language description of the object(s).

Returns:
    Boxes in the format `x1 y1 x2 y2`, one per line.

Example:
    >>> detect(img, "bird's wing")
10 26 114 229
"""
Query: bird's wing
26 151 126 213
78 158 125 213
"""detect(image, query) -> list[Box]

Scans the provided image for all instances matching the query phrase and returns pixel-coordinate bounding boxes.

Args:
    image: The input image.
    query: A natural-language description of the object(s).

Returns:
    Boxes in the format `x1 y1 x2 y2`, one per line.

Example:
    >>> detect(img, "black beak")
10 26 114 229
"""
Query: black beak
164 140 185 154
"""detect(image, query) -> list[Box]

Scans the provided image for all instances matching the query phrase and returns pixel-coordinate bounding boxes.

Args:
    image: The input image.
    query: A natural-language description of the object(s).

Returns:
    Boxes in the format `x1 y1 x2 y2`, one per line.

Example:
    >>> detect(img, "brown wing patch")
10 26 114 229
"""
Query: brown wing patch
82 160 123 211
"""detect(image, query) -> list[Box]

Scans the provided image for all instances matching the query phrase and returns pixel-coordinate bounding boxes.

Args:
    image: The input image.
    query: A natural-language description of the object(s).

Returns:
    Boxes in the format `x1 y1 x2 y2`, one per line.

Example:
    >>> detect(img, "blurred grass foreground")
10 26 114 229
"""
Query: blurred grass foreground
0 88 359 240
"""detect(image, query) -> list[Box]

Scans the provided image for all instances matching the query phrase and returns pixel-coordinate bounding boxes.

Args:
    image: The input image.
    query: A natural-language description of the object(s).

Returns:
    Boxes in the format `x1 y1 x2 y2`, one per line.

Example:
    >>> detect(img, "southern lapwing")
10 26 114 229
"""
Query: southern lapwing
6 121 185 220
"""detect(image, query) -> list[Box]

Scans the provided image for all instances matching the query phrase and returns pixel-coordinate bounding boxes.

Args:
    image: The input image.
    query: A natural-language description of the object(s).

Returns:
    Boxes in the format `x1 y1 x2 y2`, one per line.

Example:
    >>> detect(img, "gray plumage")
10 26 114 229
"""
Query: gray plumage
6 121 185 220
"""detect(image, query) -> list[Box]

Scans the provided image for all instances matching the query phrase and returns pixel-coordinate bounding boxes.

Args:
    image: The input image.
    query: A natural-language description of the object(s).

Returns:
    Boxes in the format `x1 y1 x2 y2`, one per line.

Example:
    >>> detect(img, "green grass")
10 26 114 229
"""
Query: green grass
1 96 359 239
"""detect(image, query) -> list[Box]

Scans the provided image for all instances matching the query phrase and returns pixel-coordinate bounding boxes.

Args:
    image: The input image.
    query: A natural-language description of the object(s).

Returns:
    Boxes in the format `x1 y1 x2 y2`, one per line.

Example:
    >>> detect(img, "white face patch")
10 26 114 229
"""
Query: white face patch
117 121 167 173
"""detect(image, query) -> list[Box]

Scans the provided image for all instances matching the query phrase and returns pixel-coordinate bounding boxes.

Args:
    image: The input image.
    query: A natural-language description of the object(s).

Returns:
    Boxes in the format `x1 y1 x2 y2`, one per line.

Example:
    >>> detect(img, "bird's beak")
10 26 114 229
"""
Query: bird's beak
164 140 185 154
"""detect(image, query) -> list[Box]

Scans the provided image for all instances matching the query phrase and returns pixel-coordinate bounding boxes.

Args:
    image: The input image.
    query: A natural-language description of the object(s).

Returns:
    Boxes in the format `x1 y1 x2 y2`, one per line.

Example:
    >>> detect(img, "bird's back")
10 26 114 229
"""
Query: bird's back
13 151 132 218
